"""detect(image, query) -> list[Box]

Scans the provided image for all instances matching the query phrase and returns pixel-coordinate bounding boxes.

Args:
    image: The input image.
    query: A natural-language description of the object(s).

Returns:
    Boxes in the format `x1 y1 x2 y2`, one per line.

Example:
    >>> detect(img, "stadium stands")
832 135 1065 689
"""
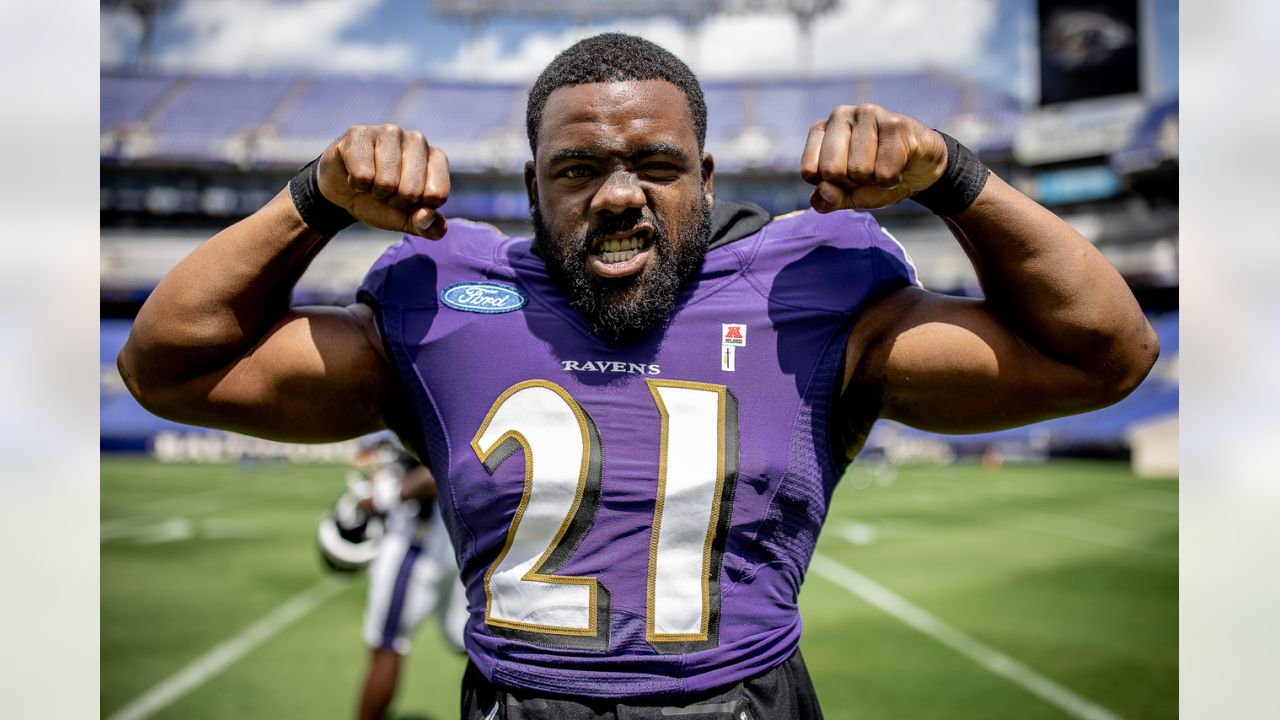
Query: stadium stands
399 82 524 143
949 86 1023 156
100 70 1024 172
866 73 962 131
743 81 813 163
100 71 1176 302
100 71 1178 462
1111 95 1178 175
143 75 294 162
101 74 180 132
701 82 746 147
274 77 408 140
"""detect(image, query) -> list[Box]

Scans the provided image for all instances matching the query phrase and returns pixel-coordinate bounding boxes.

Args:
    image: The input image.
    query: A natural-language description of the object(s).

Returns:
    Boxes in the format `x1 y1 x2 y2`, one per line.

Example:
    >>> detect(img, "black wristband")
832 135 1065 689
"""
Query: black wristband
910 132 990 216
288 157 356 236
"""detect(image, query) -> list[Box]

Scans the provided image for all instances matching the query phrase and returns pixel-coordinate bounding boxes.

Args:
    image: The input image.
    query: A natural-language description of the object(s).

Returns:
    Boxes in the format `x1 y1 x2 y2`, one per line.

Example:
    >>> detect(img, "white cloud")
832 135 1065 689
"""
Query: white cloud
152 0 414 75
436 0 1000 81
438 19 687 81
102 0 1007 84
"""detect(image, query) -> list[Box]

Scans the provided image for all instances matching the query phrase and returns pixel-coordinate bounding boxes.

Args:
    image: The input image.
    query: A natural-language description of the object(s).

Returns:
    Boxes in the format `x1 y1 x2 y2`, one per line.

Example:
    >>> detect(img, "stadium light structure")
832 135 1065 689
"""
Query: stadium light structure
433 0 837 23
103 0 173 72
431 0 840 72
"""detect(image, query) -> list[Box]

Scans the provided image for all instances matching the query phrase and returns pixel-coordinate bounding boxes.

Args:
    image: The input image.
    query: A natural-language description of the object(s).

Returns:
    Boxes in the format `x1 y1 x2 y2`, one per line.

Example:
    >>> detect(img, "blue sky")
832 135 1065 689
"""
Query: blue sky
102 0 1177 101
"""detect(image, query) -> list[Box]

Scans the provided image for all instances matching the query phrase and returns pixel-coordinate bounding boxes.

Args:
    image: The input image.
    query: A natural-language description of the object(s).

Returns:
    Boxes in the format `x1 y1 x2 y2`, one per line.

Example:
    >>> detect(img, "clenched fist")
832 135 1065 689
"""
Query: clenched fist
800 104 948 213
317 124 451 239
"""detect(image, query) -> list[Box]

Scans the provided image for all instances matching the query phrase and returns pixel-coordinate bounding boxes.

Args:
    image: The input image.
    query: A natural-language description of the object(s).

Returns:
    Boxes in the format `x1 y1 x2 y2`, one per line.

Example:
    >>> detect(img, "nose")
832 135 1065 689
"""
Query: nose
589 170 645 217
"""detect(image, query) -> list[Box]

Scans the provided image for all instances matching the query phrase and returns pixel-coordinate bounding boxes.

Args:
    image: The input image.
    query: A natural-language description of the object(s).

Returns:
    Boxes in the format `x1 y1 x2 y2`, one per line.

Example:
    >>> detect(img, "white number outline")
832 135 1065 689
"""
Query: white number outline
472 378 738 652
645 379 735 645
470 380 605 640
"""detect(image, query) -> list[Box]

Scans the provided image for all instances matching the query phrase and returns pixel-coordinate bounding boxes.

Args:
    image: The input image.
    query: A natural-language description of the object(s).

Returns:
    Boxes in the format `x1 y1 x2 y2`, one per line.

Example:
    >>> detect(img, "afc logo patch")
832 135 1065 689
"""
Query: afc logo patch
721 323 746 372
721 323 747 347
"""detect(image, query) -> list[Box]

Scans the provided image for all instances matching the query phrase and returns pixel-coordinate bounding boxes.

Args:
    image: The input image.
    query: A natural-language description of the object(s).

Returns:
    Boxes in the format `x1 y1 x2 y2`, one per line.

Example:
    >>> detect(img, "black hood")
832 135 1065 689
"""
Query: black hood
706 200 772 250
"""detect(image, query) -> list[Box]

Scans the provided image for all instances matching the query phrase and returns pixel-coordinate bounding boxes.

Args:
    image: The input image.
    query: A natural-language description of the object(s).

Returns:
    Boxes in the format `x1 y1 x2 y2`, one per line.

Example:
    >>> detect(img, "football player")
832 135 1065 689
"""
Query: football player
323 437 467 720
119 33 1158 718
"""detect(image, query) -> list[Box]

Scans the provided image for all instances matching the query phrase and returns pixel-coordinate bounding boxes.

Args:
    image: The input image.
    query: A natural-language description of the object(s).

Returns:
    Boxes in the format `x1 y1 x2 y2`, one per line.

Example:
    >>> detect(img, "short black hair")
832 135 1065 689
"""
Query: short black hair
526 33 707 157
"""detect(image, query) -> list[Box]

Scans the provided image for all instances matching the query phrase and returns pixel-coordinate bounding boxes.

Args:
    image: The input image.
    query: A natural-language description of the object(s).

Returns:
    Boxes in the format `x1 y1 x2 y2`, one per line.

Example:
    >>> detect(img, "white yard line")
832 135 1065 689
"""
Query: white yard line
105 577 347 720
102 486 319 543
133 486 233 513
100 518 148 542
828 518 927 547
102 499 236 542
809 553 1125 720
104 517 268 545
1014 511 1174 557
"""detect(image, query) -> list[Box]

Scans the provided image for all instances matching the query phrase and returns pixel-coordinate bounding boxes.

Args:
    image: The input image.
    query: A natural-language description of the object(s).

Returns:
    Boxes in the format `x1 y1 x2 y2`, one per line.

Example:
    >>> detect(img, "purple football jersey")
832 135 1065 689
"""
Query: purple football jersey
358 207 917 699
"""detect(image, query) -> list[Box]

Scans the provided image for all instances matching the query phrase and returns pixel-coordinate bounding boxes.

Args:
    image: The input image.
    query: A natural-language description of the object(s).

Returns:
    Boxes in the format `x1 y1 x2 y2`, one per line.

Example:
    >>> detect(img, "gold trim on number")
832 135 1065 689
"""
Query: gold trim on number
644 379 729 643
470 380 600 637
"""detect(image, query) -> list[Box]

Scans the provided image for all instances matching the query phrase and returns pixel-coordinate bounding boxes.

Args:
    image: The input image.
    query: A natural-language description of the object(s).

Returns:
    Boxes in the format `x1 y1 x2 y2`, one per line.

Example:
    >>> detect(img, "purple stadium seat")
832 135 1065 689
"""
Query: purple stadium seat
868 73 963 130
147 75 294 160
702 82 746 146
398 82 522 143
275 78 408 140
101 74 180 131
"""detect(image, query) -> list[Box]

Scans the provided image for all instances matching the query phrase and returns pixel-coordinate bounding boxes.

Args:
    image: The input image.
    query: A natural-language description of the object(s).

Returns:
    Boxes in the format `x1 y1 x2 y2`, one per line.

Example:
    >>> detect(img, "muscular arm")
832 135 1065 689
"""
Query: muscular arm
847 174 1157 432
804 105 1158 439
117 192 390 441
117 125 450 442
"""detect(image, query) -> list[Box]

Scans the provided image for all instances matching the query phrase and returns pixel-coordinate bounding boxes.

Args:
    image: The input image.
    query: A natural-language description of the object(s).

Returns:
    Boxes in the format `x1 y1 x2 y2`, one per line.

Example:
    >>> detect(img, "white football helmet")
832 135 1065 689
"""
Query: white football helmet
316 476 386 572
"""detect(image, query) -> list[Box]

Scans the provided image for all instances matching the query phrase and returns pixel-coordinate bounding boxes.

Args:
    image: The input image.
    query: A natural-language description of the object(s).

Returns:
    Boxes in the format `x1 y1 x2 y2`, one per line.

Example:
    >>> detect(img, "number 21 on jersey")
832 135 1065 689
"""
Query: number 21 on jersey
470 379 739 653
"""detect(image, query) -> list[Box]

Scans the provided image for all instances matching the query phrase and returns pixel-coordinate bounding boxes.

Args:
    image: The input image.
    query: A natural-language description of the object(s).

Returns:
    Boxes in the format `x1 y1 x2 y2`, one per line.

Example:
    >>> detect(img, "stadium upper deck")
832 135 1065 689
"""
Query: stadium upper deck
100 70 1023 173
100 70 1177 308
99 71 1179 460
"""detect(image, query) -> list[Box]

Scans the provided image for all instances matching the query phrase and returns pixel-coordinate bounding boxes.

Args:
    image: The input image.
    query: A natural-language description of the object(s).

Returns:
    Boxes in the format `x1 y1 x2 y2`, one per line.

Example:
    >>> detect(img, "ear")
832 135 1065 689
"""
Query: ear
524 160 538 210
701 151 715 210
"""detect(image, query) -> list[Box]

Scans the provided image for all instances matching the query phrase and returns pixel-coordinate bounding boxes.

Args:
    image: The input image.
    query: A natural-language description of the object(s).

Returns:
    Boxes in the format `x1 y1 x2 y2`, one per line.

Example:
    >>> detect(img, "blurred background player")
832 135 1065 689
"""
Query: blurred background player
320 436 468 720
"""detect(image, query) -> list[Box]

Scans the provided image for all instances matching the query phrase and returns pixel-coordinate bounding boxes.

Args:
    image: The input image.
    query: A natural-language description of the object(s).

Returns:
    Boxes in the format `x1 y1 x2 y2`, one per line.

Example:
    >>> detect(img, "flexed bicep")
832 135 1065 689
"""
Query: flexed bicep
841 286 1112 438
119 123 455 445
123 303 393 443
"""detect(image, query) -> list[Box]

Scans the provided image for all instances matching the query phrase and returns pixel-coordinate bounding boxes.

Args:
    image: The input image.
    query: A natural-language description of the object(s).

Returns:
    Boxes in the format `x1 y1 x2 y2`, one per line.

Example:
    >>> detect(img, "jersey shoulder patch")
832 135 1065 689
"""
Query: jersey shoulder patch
359 220 518 310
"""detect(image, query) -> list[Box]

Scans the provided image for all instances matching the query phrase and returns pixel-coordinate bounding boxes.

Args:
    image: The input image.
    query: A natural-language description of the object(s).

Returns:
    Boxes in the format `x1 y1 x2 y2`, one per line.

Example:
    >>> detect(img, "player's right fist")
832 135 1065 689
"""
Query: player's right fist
316 124 451 239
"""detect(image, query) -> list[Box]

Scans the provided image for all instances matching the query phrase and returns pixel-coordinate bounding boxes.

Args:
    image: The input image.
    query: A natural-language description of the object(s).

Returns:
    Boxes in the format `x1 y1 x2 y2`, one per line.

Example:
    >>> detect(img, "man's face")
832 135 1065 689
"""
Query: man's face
526 80 714 341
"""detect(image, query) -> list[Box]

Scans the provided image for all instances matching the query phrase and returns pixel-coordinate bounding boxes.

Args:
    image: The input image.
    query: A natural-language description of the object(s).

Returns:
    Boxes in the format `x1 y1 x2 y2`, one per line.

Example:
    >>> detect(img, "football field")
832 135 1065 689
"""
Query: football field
102 457 1176 719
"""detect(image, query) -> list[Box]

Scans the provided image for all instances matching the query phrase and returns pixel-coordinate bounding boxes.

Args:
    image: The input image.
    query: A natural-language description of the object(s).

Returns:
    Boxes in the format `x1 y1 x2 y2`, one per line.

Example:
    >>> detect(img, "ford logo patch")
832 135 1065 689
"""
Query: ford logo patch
440 281 527 314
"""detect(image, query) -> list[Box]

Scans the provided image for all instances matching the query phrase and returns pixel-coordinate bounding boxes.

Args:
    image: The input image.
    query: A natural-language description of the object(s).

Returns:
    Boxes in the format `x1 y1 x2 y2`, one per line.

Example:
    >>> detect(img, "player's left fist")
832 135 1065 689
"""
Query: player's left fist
800 104 948 213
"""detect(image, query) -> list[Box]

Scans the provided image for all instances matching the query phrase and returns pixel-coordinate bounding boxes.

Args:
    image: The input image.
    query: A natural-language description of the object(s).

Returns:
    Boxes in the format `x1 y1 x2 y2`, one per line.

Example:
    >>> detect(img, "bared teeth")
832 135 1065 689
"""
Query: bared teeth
601 248 641 264
596 234 645 256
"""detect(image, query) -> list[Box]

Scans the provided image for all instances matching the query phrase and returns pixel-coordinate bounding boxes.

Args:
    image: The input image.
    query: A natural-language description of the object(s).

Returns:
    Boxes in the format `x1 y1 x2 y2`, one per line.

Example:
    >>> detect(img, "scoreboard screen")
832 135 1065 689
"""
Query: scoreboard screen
1038 0 1141 105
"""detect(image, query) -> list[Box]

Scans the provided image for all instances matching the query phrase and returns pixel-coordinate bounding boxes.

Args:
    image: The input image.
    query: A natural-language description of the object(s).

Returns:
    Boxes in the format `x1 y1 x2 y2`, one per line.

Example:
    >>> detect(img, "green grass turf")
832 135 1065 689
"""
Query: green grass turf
102 458 1176 719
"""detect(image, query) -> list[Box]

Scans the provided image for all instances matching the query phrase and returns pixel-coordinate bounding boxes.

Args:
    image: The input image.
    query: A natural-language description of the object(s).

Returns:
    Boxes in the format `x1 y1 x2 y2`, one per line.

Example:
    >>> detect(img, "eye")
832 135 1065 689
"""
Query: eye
560 166 594 179
640 163 680 179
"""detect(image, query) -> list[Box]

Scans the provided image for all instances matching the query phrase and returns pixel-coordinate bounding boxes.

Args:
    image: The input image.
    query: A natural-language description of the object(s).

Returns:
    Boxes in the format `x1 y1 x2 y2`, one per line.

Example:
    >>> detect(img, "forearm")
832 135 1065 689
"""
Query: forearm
815 106 1158 432
115 125 443 438
120 190 329 390
399 466 438 502
945 173 1158 390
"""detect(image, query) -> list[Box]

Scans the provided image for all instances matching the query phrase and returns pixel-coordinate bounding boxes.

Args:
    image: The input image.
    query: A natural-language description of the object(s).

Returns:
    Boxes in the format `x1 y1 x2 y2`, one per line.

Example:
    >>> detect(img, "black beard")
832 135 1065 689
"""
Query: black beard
533 197 713 343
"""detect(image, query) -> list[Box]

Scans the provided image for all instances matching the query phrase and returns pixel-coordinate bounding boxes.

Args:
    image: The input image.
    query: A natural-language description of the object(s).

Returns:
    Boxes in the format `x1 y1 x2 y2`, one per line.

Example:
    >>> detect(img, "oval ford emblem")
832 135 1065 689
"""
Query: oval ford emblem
440 281 527 314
